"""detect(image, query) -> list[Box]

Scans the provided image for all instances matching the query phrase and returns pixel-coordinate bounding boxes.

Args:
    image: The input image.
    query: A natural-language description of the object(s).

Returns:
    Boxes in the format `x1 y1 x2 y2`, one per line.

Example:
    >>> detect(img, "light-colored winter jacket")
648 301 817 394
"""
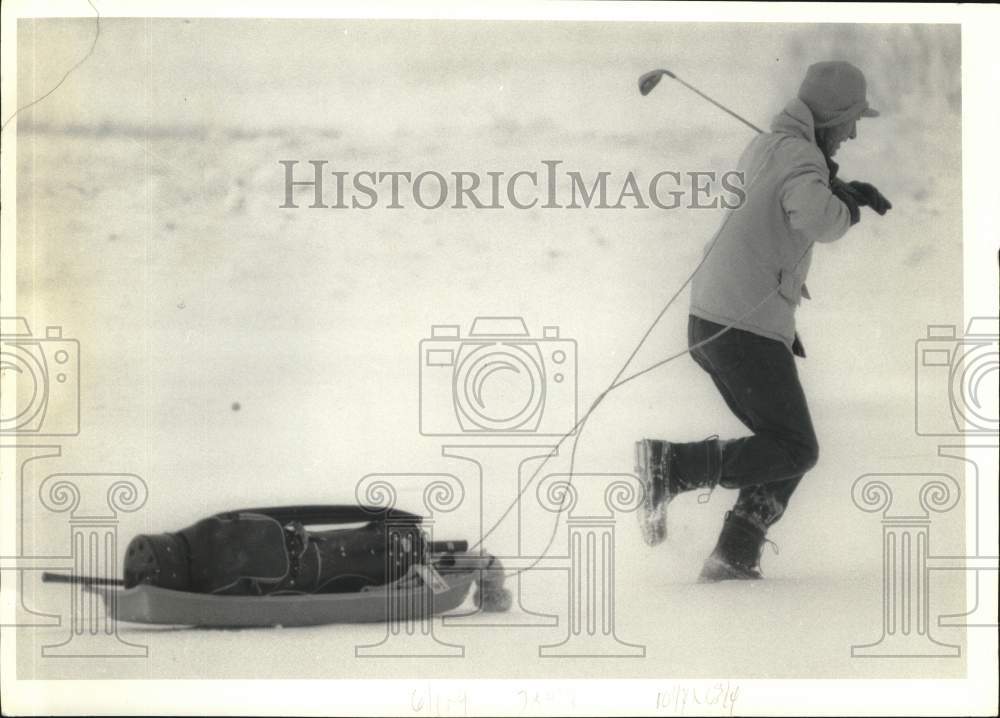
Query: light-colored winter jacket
689 97 853 350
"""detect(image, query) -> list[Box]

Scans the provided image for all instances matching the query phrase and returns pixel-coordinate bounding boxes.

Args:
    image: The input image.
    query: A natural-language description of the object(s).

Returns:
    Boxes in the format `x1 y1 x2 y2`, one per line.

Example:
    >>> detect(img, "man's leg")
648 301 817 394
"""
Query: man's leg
689 336 805 531
634 316 817 553
684 316 817 579
732 478 802 530
685 315 818 493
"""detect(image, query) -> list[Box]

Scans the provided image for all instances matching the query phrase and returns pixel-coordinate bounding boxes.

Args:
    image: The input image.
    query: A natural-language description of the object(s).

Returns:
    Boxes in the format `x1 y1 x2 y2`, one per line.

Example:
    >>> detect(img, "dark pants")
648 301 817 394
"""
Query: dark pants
687 315 819 529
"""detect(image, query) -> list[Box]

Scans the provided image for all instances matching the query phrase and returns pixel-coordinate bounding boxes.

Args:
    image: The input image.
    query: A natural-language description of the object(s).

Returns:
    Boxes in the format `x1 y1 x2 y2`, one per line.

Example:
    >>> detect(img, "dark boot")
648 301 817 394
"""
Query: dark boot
635 438 722 546
698 511 767 583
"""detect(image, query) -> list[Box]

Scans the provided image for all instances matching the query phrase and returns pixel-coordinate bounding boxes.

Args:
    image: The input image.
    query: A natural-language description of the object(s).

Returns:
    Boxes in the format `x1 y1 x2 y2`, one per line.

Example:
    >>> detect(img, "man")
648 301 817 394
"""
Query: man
635 61 892 582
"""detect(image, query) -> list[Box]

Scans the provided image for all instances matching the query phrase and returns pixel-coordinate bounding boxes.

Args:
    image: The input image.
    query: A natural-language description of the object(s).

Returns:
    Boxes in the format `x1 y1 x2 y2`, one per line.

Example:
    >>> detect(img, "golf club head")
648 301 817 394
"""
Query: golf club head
639 69 674 96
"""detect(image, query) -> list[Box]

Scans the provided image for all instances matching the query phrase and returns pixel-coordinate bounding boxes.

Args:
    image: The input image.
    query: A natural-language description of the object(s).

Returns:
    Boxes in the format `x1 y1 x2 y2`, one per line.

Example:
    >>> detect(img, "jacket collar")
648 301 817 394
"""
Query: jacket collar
771 97 838 178
770 97 817 144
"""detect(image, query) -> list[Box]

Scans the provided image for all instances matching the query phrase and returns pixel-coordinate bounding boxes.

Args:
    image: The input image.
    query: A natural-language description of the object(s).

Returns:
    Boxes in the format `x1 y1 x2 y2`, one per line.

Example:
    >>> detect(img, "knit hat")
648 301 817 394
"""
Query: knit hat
798 61 879 128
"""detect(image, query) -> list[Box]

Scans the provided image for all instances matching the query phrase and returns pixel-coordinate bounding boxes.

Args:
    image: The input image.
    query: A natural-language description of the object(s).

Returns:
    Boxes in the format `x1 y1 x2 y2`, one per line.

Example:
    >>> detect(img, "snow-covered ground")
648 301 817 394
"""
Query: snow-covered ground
10 20 973 681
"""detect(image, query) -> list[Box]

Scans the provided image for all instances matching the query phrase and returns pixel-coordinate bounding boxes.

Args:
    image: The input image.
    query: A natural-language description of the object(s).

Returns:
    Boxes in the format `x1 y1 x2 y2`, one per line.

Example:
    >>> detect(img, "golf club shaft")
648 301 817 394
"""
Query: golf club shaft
648 71 869 212
669 73 763 134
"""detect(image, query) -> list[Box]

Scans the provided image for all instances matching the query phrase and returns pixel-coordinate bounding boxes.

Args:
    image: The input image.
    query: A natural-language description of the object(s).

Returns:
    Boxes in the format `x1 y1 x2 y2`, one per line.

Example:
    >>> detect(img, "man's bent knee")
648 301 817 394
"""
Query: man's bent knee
792 437 819 474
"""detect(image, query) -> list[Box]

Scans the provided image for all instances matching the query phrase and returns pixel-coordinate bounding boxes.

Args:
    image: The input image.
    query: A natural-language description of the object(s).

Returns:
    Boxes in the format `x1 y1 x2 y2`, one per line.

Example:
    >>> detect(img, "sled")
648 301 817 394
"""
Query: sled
51 556 479 628
41 504 509 627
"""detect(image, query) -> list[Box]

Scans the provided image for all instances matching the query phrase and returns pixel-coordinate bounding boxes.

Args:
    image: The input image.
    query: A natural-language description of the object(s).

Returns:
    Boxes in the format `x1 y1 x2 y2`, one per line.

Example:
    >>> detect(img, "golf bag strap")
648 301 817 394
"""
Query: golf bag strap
229 504 423 527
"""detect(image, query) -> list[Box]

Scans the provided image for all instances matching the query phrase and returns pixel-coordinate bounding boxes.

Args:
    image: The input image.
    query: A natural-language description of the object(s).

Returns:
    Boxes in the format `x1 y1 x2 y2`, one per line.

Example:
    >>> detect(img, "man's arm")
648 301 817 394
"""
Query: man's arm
780 154 854 243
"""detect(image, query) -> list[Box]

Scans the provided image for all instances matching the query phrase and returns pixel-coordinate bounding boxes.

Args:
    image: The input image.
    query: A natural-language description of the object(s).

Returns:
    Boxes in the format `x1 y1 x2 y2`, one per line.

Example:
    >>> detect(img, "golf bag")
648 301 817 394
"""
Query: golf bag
123 505 447 596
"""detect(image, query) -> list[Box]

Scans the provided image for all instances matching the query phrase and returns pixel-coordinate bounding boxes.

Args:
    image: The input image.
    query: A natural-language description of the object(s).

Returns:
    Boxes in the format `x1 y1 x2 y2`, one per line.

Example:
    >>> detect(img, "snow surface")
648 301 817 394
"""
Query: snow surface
11 20 974 681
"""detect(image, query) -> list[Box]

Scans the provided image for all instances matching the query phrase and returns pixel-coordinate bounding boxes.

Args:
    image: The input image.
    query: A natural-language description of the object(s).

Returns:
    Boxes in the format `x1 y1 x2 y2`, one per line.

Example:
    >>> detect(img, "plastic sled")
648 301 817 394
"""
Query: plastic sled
78 557 481 628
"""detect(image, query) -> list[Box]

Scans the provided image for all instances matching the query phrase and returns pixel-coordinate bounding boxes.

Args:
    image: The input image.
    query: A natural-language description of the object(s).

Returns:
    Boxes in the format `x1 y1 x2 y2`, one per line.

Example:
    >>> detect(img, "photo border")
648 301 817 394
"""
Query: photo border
1 1 996 715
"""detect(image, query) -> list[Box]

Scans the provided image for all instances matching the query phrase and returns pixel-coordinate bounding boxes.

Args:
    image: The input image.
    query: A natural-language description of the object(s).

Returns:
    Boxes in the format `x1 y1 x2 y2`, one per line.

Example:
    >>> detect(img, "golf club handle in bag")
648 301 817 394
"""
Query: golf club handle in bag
121 504 457 596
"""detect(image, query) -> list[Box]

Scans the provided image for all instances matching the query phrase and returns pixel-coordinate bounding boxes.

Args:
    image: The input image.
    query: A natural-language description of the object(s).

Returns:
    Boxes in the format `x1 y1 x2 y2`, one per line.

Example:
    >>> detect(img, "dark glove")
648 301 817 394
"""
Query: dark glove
847 181 892 215
830 178 861 225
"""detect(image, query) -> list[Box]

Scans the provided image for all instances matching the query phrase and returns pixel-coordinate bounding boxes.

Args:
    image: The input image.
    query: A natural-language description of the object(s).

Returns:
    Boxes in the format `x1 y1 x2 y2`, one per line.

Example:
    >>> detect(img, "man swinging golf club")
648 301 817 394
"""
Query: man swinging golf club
636 61 891 582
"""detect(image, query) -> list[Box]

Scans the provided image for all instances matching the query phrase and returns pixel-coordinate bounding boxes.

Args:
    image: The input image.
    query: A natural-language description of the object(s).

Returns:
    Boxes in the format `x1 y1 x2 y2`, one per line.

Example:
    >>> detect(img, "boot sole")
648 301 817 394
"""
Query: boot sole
634 439 667 546
697 555 763 583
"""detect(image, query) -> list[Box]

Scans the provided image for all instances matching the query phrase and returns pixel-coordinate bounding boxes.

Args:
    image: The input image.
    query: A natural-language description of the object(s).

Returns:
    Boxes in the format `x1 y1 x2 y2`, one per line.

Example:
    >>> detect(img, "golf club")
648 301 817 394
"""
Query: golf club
639 68 764 134
639 67 871 206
